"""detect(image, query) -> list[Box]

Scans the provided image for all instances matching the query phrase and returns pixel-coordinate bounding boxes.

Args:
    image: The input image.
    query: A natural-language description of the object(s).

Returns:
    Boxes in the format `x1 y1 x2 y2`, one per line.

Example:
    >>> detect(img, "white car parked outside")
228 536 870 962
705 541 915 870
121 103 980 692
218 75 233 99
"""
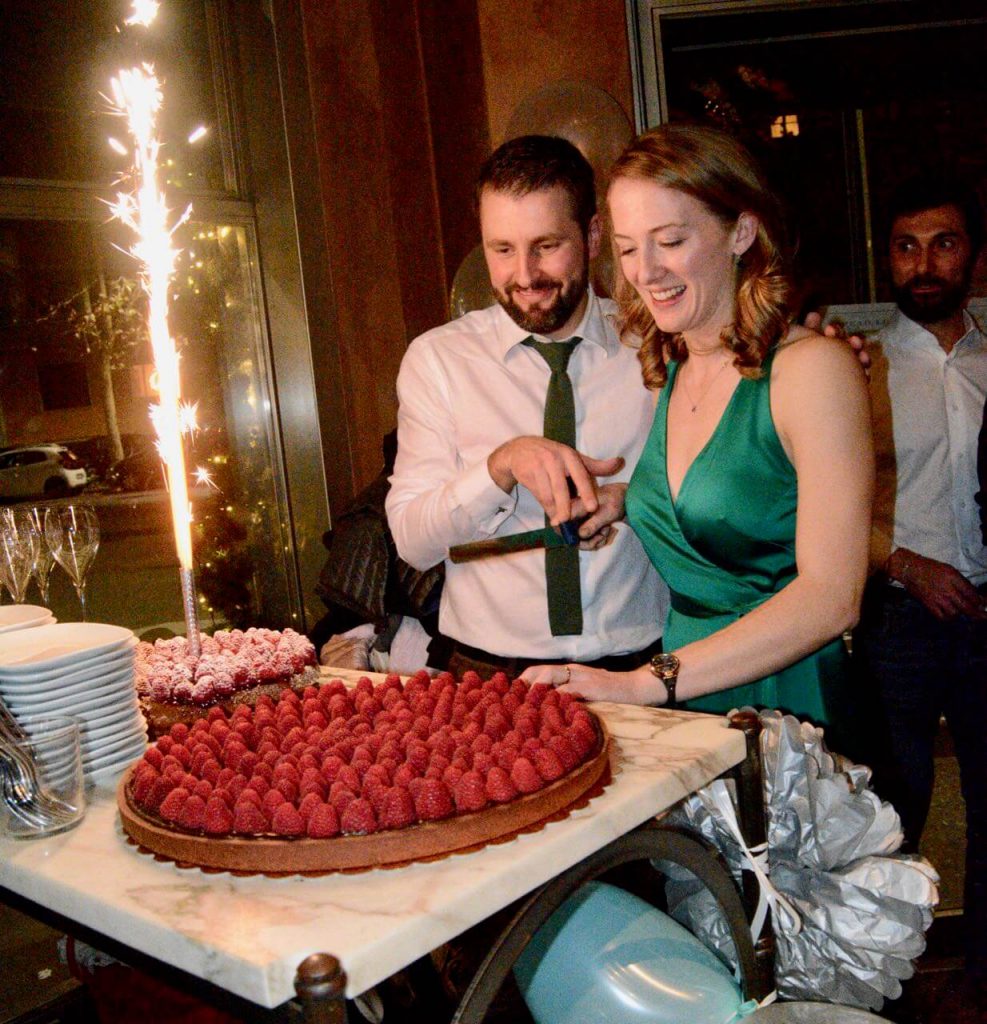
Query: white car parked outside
0 444 89 499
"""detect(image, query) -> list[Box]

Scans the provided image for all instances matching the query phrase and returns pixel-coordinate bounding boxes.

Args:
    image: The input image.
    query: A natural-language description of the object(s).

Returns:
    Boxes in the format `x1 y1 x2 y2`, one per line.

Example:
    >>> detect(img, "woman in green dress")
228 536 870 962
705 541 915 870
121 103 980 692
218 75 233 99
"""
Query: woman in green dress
524 125 873 724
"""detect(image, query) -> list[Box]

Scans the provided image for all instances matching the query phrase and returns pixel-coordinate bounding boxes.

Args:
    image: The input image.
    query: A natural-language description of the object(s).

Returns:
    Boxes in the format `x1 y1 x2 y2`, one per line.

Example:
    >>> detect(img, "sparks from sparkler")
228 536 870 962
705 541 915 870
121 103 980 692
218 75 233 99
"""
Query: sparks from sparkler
124 0 160 28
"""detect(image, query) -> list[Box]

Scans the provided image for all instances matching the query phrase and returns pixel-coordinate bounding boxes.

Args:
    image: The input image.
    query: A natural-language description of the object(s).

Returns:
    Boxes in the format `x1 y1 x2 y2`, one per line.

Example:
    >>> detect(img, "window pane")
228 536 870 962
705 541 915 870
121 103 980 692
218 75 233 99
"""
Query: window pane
0 0 224 190
0 217 293 634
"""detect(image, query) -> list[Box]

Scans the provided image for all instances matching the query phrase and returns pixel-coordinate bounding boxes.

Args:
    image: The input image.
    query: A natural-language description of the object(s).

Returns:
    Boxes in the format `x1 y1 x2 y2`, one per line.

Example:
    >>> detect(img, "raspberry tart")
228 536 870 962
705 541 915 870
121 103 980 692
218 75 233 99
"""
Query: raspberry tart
118 671 611 872
135 628 319 739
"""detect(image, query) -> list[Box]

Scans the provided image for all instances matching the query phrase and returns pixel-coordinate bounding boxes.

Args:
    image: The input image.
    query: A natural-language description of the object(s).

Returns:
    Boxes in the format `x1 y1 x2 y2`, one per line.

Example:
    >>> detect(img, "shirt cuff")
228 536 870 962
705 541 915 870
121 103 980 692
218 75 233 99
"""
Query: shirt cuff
449 460 518 533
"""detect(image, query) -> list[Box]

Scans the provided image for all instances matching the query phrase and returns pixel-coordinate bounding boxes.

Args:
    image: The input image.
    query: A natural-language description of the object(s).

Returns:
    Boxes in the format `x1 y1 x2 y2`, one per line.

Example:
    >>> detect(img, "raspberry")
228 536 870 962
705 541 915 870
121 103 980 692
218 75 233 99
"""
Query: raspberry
514 716 537 740
488 672 511 695
245 774 270 797
501 693 521 717
454 771 488 813
262 789 286 815
426 753 451 777
297 791 323 823
393 762 420 787
329 783 357 815
299 770 327 800
132 767 159 804
233 722 258 749
207 706 227 722
274 777 298 803
156 735 175 755
209 719 230 743
321 754 346 782
233 801 269 834
522 737 543 755
178 794 207 831
547 734 580 772
270 802 305 836
414 779 454 822
238 751 260 777
379 787 416 830
341 798 378 835
336 764 361 792
273 762 301 785
472 751 494 775
569 728 594 759
203 797 234 835
527 684 550 708
170 744 191 769
405 742 430 773
200 759 221 785
237 787 263 809
362 764 392 789
355 676 374 697
306 802 341 838
143 746 164 770
193 778 214 801
485 767 518 803
533 747 565 782
460 670 483 690
159 786 189 822
222 740 248 771
510 757 543 795
541 706 564 733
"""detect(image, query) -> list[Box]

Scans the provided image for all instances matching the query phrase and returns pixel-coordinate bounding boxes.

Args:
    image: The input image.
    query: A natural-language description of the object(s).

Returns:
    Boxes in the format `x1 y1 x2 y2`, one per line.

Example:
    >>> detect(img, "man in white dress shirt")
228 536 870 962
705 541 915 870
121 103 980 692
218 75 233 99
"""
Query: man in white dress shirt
386 136 667 678
854 173 987 1009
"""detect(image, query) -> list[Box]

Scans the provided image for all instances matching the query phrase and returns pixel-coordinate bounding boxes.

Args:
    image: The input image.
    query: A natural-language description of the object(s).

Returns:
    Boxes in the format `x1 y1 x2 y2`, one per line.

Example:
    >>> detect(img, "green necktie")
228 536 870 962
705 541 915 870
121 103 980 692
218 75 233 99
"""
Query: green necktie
523 336 583 636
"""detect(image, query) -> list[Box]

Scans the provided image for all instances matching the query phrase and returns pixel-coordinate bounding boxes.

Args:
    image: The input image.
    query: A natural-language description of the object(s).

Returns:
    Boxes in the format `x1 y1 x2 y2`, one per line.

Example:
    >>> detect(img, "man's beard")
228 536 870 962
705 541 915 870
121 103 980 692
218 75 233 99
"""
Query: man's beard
893 272 971 325
495 266 588 335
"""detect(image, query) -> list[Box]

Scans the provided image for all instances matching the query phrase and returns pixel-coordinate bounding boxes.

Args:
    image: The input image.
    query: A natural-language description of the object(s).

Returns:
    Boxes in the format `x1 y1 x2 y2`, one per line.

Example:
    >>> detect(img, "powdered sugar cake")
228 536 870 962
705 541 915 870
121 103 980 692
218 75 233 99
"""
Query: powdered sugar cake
118 671 611 872
135 628 319 739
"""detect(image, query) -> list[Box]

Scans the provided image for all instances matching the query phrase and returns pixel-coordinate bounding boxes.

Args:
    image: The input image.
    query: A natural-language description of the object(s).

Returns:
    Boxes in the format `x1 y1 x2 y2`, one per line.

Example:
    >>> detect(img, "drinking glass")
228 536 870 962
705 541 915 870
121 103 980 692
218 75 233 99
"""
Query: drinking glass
0 509 35 604
26 507 55 606
43 506 100 621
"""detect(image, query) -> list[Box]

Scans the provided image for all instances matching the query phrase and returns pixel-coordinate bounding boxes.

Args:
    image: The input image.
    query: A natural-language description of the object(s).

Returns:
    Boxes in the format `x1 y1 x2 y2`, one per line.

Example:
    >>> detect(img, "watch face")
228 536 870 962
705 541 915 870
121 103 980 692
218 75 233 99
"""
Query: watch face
651 653 680 678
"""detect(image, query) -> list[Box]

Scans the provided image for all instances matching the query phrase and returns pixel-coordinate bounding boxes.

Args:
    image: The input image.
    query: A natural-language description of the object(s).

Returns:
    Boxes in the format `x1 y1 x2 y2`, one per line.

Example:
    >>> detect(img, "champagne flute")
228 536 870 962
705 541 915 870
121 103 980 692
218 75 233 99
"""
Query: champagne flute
44 505 100 621
27 506 56 606
0 508 36 604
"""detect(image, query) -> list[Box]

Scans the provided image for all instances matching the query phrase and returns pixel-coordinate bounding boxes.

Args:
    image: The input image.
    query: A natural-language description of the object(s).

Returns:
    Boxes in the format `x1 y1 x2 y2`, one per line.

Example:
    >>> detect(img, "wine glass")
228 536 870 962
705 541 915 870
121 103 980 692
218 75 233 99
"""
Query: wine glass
44 505 100 621
0 507 36 604
26 506 56 605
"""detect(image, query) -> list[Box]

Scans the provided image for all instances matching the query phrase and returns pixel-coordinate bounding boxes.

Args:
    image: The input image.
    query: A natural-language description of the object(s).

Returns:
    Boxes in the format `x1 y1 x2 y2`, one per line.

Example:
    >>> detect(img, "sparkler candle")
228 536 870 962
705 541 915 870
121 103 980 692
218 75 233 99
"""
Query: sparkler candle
108 46 201 655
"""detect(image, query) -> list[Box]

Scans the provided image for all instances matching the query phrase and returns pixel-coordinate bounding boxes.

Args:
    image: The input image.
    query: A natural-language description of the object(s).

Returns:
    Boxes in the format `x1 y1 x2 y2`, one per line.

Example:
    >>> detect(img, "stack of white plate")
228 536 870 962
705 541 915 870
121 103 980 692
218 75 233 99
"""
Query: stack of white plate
0 605 57 633
0 623 145 782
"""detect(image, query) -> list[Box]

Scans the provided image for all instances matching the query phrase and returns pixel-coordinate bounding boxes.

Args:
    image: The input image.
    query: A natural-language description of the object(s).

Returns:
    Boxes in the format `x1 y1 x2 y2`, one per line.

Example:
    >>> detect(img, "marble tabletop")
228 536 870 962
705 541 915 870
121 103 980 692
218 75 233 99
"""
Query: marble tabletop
0 672 746 1009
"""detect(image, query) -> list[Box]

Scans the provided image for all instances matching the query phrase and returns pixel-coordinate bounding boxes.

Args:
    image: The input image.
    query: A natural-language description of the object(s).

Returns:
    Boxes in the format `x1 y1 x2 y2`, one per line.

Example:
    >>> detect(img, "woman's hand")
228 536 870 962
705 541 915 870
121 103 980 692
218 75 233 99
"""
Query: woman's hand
520 663 660 704
572 482 627 550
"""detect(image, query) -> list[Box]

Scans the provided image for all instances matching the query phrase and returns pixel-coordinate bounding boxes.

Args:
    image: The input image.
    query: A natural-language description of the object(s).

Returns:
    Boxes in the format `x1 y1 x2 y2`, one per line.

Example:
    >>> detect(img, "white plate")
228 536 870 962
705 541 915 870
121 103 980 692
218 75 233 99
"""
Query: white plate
81 723 147 761
0 646 137 690
0 659 136 700
3 678 138 720
84 736 147 772
79 709 145 745
74 698 142 731
0 606 56 633
0 623 136 673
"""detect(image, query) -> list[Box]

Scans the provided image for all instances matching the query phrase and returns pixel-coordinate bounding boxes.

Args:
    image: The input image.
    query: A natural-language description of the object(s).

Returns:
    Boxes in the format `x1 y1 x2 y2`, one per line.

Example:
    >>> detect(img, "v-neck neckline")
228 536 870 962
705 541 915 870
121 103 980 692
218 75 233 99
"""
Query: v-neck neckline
664 359 745 507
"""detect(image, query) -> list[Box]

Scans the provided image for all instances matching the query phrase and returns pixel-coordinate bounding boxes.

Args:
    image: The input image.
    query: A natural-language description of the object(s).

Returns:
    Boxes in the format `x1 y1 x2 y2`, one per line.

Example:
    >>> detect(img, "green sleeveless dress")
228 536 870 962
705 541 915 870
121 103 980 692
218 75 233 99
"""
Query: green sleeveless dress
625 353 846 723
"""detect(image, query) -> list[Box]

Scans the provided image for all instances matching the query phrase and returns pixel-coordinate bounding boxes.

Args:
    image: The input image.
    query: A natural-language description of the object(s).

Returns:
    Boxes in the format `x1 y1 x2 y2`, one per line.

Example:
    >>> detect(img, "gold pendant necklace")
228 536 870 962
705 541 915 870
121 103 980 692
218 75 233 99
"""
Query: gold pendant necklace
681 356 731 413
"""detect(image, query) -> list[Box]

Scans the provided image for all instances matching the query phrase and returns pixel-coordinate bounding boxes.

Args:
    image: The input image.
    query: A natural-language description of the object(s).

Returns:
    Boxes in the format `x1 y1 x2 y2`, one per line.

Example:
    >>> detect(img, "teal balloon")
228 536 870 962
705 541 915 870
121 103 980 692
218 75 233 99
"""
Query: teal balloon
515 882 751 1024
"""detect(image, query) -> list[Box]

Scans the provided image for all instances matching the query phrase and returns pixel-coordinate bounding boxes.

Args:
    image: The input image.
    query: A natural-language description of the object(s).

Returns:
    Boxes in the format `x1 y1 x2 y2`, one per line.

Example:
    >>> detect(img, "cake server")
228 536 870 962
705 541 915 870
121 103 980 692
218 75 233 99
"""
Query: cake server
448 518 584 563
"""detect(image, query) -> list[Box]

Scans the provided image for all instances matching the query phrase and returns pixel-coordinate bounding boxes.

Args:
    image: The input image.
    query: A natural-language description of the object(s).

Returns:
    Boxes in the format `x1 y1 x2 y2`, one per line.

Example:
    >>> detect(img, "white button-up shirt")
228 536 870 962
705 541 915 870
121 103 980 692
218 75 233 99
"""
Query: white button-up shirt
386 288 668 660
869 308 987 584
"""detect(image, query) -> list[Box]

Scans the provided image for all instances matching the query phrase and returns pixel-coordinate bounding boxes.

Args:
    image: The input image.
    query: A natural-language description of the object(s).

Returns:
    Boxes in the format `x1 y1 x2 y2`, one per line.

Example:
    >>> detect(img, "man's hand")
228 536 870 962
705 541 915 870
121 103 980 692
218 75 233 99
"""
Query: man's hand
888 548 987 621
803 311 871 372
488 436 624 526
572 482 626 549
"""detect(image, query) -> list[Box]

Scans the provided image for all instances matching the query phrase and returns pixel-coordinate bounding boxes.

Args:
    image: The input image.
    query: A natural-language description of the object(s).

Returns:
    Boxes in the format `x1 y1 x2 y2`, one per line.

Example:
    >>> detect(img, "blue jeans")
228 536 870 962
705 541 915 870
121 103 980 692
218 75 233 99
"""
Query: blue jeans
853 581 987 981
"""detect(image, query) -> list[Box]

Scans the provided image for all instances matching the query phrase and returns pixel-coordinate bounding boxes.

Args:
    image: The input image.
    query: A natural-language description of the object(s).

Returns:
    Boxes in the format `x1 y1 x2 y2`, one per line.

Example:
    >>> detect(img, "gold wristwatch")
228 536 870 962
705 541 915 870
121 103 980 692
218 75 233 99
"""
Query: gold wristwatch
649 652 680 708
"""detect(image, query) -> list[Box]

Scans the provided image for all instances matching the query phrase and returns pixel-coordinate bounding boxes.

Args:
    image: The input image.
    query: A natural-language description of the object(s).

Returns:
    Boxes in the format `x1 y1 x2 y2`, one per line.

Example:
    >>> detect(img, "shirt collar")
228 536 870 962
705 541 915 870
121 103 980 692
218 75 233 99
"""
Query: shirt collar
888 307 987 355
491 285 620 362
